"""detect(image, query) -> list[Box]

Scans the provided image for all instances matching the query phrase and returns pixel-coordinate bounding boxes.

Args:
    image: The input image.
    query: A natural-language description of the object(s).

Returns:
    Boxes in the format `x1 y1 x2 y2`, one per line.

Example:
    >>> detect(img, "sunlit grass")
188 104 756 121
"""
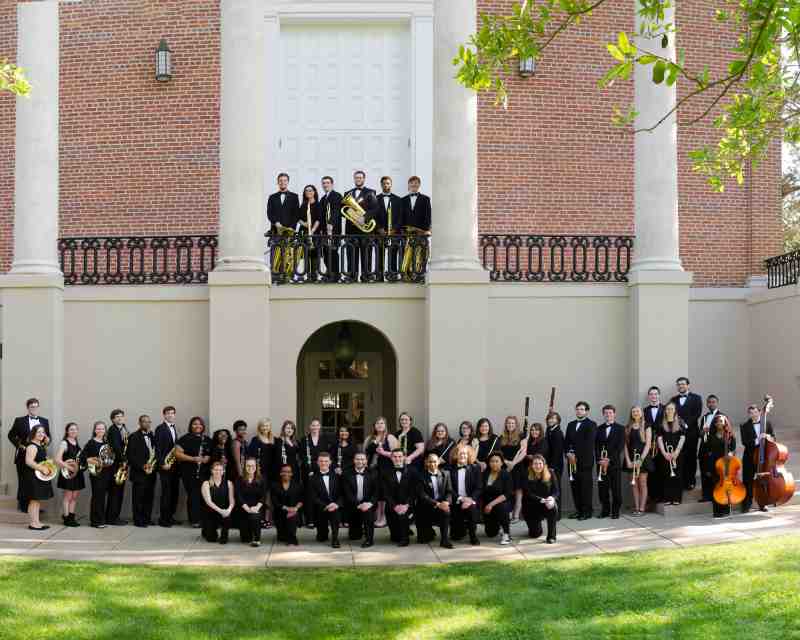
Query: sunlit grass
1 535 799 639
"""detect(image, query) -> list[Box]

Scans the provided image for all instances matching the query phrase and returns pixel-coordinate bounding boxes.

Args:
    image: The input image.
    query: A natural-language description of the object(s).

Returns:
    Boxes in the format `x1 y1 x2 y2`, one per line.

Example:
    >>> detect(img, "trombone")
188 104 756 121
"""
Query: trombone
567 447 576 482
631 452 641 486
667 444 677 477
598 447 608 482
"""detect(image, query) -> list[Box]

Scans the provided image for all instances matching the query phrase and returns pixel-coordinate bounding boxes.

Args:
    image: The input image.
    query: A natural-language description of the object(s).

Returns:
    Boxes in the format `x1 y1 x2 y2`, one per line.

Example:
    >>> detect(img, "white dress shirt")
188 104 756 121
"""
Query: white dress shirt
356 473 364 502
430 474 439 500
457 467 467 498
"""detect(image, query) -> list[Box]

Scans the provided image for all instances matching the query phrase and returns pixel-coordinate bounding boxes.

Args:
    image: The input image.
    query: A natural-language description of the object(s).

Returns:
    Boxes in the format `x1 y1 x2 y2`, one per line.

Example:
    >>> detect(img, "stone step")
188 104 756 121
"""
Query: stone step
655 490 800 519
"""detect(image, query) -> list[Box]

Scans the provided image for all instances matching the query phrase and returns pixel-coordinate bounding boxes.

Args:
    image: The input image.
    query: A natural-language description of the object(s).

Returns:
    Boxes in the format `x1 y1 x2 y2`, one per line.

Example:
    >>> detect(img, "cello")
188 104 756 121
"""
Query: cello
753 396 796 509
712 417 746 507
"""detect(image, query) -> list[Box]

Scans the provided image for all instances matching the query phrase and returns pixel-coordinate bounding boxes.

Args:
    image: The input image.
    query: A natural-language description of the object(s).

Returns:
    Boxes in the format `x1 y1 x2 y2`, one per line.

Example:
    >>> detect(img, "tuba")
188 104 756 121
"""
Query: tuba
401 226 428 276
271 226 296 276
340 194 376 233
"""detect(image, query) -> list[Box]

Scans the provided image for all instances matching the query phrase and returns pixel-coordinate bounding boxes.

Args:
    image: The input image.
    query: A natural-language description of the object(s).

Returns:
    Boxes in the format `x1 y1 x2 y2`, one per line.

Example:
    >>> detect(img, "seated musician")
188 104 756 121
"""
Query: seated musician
307 452 343 548
708 415 738 519
343 452 377 548
481 452 513 545
272 463 304 546
200 461 235 544
522 454 558 543
381 449 417 547
416 452 453 549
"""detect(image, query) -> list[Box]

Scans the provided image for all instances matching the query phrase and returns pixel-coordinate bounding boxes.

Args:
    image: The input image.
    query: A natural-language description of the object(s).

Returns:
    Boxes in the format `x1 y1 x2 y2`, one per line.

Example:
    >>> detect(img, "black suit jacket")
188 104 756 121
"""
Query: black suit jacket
308 471 344 509
564 418 598 470
107 424 128 463
418 470 454 507
595 422 625 468
8 416 51 463
154 422 178 467
267 190 300 229
319 190 343 234
545 425 565 476
740 419 775 453
643 404 665 431
401 193 432 231
343 186 378 234
343 469 378 507
374 193 404 233
449 464 483 503
381 466 418 508
670 393 703 432
127 430 155 483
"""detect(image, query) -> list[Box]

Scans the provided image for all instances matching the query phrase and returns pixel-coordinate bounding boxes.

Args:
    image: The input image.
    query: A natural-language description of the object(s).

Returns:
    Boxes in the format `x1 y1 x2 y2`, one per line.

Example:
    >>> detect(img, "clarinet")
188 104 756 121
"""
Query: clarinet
281 439 288 466
337 444 343 471
306 437 313 477
196 436 205 480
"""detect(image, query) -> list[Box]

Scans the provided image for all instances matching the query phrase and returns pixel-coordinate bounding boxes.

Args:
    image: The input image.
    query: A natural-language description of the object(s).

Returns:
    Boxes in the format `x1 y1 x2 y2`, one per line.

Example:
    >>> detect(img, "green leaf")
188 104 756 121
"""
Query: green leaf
607 43 625 62
653 60 666 84
638 54 658 65
617 31 631 54
729 59 747 76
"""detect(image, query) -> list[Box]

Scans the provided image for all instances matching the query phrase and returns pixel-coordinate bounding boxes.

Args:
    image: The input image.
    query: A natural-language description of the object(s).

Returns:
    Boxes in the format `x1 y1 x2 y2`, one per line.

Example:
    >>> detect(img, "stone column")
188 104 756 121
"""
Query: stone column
628 0 692 403
208 0 271 430
426 0 489 429
0 0 63 492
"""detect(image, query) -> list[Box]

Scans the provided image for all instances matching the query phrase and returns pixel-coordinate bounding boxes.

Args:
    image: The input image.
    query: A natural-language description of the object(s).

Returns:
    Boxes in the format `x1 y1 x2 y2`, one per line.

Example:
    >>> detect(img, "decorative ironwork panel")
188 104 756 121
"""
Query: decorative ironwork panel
766 250 800 289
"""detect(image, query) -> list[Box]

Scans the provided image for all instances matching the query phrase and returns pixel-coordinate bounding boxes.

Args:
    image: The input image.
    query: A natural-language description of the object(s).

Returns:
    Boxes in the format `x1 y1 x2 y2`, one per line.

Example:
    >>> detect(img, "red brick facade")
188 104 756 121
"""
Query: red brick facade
0 0 783 285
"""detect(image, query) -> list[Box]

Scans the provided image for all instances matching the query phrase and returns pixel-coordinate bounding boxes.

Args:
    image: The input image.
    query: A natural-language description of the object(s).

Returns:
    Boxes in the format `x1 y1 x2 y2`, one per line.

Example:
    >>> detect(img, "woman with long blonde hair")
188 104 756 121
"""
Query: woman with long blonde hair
247 418 275 528
658 403 686 505
499 415 524 521
522 454 558 543
624 406 654 516
365 416 398 528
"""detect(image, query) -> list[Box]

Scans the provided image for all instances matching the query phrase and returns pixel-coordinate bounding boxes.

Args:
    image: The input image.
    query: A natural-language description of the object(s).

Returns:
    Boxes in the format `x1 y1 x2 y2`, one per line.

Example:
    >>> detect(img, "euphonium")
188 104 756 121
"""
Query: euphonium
401 226 428 275
340 194 376 233
271 226 296 275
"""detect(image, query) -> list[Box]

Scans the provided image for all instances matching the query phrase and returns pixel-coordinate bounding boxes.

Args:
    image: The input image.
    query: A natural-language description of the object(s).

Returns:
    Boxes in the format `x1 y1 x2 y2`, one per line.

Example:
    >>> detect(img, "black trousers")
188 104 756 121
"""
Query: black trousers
483 502 511 537
313 506 341 542
275 509 299 543
89 474 111 526
700 457 715 501
416 503 451 544
682 428 699 489
451 500 480 539
131 476 156 526
648 454 663 503
16 458 28 511
105 467 125 523
386 507 412 544
570 468 593 515
181 473 204 525
661 460 683 503
347 503 376 542
158 470 180 523
742 453 756 510
239 511 262 543
524 501 557 540
201 508 231 542
598 465 622 516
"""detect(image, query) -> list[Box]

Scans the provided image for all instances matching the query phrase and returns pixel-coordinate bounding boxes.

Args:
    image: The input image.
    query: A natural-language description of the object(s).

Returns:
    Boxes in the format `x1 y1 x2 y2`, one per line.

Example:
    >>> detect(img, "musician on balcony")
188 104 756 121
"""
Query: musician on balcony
343 170 379 281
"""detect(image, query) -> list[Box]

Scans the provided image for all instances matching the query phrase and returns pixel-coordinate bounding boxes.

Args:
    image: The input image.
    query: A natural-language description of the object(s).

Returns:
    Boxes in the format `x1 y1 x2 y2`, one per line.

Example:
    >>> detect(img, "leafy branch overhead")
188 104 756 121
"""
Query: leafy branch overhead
454 0 795 192
0 59 31 97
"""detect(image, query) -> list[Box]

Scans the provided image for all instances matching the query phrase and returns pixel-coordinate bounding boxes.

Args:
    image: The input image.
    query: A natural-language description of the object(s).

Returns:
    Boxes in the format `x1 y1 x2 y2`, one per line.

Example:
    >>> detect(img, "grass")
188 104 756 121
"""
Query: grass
2 535 800 639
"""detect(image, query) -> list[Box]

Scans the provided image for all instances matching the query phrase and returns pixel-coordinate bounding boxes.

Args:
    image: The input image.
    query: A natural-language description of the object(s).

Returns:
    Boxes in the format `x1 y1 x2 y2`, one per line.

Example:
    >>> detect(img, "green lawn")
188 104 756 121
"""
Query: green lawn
2 535 799 639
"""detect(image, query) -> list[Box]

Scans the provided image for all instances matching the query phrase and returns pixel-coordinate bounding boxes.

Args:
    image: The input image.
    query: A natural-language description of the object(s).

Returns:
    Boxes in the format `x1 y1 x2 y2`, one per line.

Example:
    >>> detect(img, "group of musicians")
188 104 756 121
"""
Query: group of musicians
8 377 779 547
266 171 432 281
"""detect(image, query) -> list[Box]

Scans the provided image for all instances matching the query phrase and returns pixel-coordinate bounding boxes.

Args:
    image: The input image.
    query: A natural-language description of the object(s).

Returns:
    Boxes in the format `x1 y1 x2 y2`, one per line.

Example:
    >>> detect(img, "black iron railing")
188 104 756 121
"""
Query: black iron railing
766 249 800 289
480 234 634 282
266 234 430 285
58 235 217 285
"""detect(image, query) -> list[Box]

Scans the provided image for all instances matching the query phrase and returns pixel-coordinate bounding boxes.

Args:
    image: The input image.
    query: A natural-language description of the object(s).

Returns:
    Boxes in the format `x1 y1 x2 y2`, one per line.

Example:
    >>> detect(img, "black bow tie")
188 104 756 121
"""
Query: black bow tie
394 466 403 471
356 472 365 476
458 465 467 470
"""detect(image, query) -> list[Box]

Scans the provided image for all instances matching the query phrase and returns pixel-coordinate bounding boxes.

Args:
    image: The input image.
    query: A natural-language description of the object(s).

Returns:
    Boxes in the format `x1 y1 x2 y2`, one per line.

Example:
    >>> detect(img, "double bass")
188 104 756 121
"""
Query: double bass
712 420 745 506
753 396 796 509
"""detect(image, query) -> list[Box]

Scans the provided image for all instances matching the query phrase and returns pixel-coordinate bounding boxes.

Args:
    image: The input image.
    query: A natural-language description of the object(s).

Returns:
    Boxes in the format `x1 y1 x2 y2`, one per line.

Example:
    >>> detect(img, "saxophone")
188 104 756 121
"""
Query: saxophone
164 447 177 470
145 439 157 475
115 432 129 485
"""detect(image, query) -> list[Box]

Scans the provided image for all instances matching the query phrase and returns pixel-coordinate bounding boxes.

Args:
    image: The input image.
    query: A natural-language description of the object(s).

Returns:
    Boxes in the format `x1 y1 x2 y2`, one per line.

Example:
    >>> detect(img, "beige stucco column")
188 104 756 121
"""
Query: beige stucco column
0 1 63 490
628 0 693 402
208 0 270 430
425 0 489 429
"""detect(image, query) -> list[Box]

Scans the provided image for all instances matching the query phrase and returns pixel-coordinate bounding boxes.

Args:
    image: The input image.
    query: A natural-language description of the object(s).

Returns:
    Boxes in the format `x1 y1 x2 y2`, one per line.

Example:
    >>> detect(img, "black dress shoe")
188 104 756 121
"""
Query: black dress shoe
546 537 556 544
361 540 373 548
759 506 769 512
568 512 579 519
611 514 620 520
469 536 480 546
109 519 128 526
598 512 610 519
398 540 409 547
134 523 148 528
331 540 341 549
440 541 454 549
577 514 590 521
159 521 173 528
170 519 182 525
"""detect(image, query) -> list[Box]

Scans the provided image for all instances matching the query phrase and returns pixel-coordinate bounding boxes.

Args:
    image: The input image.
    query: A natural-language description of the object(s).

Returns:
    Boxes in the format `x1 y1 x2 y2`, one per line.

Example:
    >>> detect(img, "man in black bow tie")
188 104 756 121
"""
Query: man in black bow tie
128 415 157 527
381 449 417 546
8 398 51 512
308 452 343 547
449 447 482 545
344 452 377 547
670 377 703 491
416 453 454 549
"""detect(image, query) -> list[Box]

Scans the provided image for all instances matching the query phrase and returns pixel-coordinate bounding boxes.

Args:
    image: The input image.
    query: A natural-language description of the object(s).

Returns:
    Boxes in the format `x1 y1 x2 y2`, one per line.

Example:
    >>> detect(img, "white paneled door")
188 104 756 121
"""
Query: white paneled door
276 22 411 192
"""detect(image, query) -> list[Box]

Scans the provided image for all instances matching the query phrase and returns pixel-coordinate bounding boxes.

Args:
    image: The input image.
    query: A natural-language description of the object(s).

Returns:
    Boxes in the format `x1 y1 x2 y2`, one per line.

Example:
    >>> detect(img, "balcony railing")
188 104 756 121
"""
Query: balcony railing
765 249 800 289
480 234 634 282
57 233 635 285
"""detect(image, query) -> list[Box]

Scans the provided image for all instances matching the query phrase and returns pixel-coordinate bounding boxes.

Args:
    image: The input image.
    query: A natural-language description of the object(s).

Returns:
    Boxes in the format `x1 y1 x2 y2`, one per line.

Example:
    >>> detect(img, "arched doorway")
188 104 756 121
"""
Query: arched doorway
296 321 398 443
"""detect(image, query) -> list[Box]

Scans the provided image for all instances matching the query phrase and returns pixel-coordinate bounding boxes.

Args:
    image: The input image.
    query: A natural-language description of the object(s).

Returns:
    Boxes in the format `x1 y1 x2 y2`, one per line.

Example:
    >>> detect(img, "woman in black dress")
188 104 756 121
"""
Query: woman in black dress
201 461 235 543
499 415 524 522
272 464 304 545
55 422 84 527
624 406 654 516
330 425 357 476
482 452 513 545
515 422 549 479
175 416 212 528
274 420 301 480
210 428 237 481
658 403 686 505
522 454 558 543
248 418 275 527
707 414 738 518
364 416 398 528
397 412 425 471
295 184 322 280
23 425 54 531
476 417 500 472
425 423 455 472
80 421 114 528
236 458 266 546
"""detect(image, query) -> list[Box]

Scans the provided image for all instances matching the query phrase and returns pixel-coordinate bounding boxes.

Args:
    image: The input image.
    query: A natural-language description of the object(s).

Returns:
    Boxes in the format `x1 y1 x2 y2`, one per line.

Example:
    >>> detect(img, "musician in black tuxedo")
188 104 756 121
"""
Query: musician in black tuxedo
343 452 377 547
381 449 417 547
595 405 625 519
8 398 51 512
670 377 704 490
400 176 432 232
449 447 482 545
644 386 665 504
740 403 776 513
127 415 157 528
376 176 404 277
343 170 379 280
416 452 454 549
319 176 343 278
564 401 597 520
105 409 129 526
307 453 343 548
267 172 301 233
154 406 181 527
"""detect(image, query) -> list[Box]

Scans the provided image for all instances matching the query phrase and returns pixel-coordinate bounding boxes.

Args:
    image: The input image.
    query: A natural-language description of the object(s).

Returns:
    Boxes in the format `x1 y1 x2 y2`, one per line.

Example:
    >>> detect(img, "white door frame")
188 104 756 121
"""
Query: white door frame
263 1 433 197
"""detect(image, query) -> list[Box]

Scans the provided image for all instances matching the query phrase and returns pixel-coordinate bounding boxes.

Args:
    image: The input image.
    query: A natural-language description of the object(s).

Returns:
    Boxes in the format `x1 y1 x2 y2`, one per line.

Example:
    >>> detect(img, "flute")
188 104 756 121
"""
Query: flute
306 437 313 476
281 439 288 465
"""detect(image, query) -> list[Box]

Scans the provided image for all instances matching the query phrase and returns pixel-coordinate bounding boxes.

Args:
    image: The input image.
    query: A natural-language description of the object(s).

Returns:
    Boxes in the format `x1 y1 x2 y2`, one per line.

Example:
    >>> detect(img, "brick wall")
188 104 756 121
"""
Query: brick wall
0 0 783 285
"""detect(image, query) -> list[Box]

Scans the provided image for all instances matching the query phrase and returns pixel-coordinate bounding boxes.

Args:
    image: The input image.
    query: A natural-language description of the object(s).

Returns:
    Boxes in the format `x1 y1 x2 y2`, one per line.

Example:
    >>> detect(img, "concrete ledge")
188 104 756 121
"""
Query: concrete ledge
0 273 64 290
747 282 800 306
271 284 425 300
208 271 271 287
64 285 210 302
627 269 694 286
690 287 750 302
427 269 490 285
489 283 628 299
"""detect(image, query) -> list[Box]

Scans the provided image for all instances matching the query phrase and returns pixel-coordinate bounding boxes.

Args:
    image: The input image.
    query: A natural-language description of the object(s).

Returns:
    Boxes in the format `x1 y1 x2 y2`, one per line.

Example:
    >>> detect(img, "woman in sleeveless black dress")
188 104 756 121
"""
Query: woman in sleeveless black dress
658 404 686 505
476 418 500 472
201 461 234 543
365 417 398 528
481 452 513 544
499 416 524 521
22 425 54 530
623 407 654 516
55 422 85 527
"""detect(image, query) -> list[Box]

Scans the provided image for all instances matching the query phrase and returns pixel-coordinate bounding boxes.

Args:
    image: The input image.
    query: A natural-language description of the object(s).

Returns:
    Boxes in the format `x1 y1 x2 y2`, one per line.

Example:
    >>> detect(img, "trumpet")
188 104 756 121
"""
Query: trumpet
631 452 641 485
598 447 608 482
567 447 576 482
667 444 677 477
